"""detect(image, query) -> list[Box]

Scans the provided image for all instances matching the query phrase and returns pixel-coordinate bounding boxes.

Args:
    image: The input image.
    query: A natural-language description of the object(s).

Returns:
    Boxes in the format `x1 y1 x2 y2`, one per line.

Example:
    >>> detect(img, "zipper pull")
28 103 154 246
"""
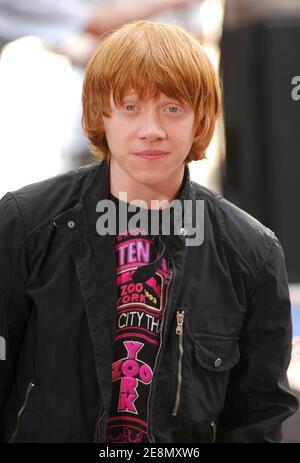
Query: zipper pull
172 310 185 417
8 382 35 443
211 420 217 442
175 310 185 335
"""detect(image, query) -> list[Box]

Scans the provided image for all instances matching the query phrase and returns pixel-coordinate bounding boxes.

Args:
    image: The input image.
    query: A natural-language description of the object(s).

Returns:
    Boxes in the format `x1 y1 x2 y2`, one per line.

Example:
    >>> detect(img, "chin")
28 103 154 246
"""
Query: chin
132 172 166 186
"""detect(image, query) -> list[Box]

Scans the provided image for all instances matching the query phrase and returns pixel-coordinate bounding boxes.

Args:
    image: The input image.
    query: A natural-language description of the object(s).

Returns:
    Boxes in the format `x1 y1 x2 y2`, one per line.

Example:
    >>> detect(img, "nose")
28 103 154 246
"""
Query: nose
137 110 166 141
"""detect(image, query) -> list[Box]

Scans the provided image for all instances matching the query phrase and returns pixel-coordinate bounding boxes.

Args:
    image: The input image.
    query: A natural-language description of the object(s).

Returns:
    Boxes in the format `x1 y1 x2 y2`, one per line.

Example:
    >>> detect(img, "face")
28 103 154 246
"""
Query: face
102 90 196 199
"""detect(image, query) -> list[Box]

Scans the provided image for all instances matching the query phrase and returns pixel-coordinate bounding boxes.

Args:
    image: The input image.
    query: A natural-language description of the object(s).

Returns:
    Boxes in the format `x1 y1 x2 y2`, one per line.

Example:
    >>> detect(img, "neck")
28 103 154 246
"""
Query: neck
109 160 185 209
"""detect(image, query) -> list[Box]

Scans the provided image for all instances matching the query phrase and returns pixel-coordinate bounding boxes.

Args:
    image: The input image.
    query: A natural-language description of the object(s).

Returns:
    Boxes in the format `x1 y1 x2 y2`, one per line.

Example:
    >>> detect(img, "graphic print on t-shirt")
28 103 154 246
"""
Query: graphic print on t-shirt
112 340 152 414
106 228 171 444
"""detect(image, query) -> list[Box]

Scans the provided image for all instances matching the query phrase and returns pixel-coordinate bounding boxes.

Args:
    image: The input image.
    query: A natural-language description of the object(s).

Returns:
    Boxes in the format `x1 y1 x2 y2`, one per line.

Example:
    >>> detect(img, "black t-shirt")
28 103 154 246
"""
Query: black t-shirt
105 194 172 444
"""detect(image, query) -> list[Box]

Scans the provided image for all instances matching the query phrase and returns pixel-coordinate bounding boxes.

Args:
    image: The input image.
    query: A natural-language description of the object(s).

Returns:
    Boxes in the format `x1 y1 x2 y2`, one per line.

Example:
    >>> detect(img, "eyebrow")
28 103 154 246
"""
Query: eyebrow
122 93 139 100
122 95 182 104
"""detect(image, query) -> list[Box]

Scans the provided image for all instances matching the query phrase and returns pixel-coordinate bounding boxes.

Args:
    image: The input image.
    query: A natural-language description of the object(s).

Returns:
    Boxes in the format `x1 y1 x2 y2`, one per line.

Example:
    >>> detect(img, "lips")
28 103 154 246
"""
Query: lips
133 150 169 159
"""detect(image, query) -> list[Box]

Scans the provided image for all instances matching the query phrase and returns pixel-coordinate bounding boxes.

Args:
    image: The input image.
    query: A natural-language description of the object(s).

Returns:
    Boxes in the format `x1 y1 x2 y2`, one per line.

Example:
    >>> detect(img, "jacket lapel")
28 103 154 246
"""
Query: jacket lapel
53 161 117 416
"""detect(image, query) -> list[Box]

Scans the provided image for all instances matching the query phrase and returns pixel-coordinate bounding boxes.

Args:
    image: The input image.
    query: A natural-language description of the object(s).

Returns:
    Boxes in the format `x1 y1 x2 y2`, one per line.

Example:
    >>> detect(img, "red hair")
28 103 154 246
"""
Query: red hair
82 20 222 162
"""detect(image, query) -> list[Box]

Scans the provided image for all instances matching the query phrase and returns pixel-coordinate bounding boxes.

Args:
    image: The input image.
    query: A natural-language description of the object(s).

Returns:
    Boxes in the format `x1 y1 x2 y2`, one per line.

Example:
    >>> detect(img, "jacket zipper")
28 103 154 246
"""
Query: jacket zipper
94 407 106 443
8 382 35 443
211 420 217 442
146 263 173 443
172 310 185 416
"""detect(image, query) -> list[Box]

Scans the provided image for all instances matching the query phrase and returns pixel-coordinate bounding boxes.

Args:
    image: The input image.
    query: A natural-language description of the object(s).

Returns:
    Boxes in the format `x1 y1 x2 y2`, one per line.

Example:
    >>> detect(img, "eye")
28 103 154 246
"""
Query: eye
125 104 136 111
165 106 180 113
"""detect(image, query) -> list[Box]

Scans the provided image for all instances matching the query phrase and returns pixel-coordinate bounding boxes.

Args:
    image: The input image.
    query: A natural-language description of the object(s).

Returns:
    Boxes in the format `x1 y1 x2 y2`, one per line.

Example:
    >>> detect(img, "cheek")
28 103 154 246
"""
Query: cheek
104 121 125 149
172 118 195 140
105 116 135 140
176 126 195 150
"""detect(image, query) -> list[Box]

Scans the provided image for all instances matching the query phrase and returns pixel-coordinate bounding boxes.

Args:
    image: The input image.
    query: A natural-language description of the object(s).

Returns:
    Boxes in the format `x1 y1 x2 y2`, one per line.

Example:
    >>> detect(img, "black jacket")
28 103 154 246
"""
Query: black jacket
0 160 297 443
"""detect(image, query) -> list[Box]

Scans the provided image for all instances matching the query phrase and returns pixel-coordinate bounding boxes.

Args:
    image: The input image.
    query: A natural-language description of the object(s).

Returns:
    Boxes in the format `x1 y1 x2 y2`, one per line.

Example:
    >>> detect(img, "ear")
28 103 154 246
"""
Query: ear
194 124 203 138
194 115 205 137
100 114 109 133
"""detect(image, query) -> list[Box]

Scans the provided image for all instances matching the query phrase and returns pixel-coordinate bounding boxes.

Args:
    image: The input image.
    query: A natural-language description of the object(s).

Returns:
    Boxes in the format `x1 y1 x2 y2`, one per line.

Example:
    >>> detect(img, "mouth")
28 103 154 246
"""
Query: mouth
133 151 169 160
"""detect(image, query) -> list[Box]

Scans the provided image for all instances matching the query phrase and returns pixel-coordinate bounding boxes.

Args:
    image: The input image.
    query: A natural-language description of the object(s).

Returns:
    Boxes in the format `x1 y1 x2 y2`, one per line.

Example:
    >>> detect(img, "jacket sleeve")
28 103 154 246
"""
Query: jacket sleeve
0 193 31 415
217 236 299 442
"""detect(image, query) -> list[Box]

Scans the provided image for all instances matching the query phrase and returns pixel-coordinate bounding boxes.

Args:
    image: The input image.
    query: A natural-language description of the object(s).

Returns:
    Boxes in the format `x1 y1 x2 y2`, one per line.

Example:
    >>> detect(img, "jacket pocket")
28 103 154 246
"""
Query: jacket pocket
190 333 240 420
193 333 240 372
8 381 43 443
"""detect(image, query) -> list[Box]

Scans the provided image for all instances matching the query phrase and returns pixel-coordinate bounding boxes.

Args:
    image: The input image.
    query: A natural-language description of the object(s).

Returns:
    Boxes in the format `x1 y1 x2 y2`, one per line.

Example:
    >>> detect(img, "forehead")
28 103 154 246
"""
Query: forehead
111 88 187 105
124 90 179 99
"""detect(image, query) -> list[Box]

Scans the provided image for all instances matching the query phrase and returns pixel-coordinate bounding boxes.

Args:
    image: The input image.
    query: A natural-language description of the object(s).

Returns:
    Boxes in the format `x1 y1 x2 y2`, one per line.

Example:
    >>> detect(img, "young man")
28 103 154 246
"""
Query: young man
0 21 297 443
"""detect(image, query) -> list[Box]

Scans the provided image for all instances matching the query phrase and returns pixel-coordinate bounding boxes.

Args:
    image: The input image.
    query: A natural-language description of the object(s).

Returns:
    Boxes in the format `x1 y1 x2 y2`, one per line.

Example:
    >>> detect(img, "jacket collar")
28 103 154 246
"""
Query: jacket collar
53 159 196 254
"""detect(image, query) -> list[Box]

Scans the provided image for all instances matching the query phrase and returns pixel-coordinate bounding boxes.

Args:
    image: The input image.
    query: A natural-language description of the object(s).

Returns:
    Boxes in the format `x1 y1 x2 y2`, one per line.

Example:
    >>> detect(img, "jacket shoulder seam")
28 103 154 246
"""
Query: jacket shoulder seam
12 165 99 238
214 194 275 283
214 194 254 275
248 239 277 297
10 192 29 239
1 194 29 339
